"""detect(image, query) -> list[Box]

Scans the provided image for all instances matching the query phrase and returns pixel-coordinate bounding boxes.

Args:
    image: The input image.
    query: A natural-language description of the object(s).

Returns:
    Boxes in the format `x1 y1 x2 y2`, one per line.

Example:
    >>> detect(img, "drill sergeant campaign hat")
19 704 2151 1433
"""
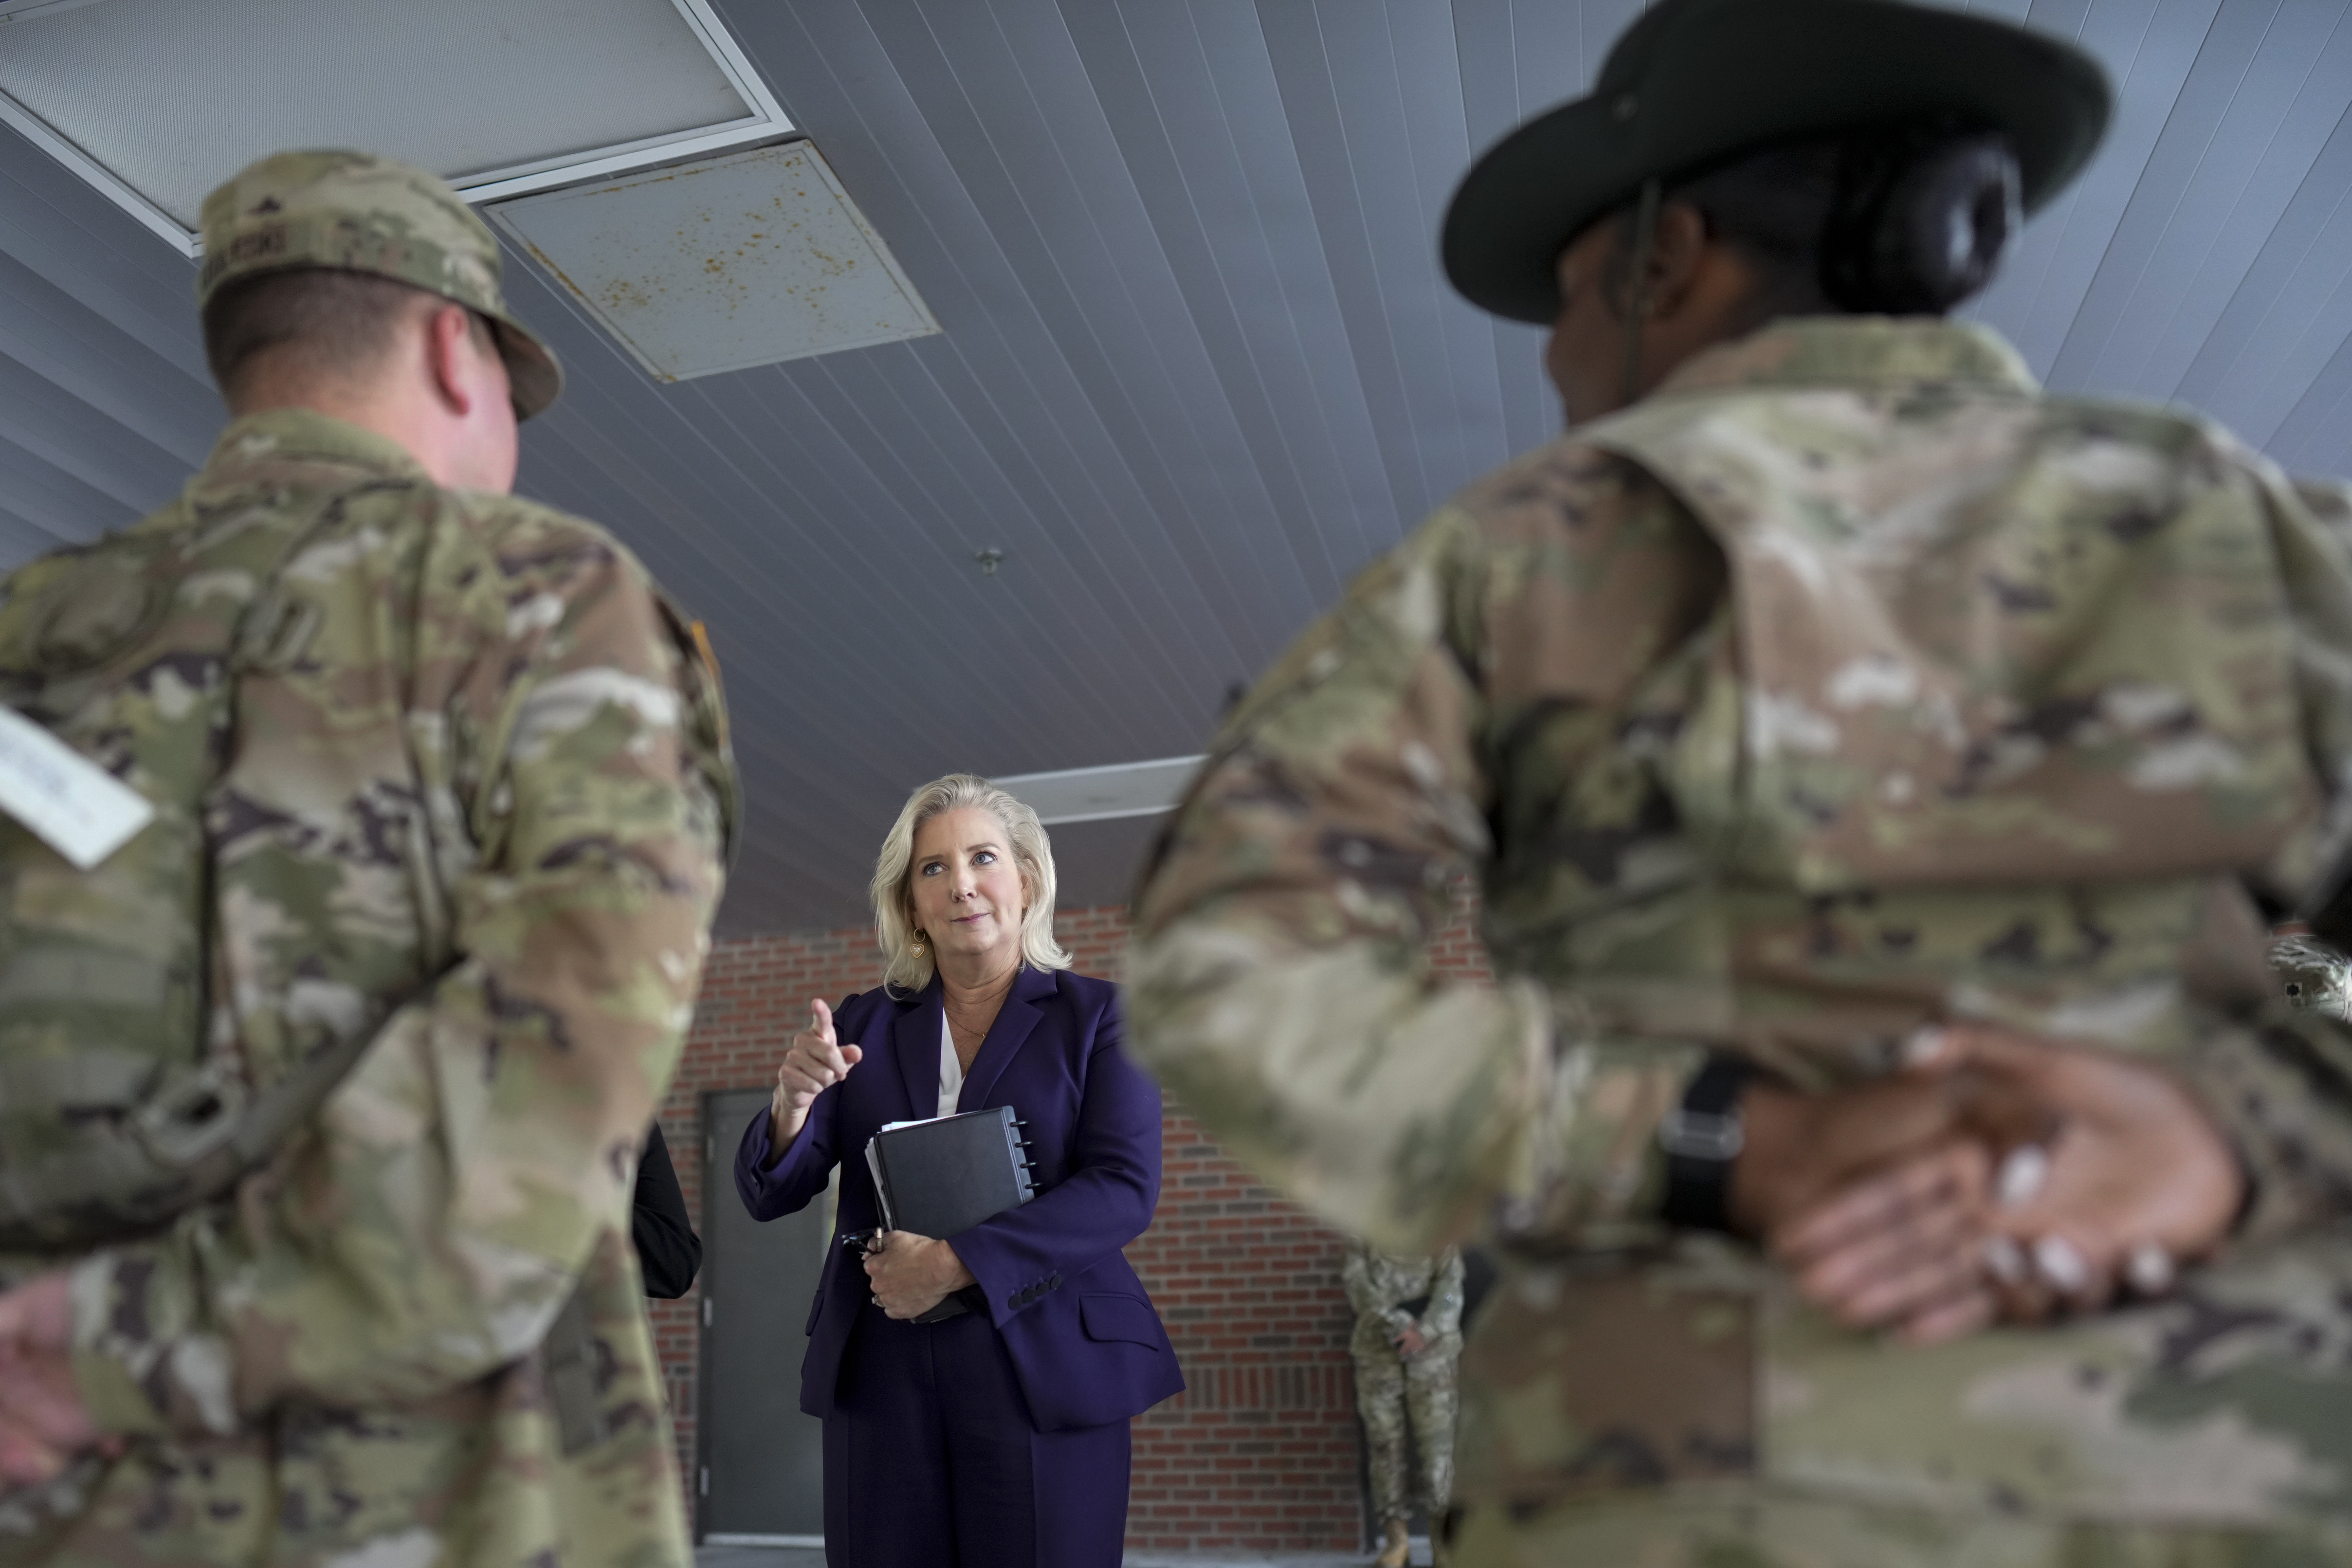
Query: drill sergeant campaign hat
1441 0 2113 324
197 149 564 419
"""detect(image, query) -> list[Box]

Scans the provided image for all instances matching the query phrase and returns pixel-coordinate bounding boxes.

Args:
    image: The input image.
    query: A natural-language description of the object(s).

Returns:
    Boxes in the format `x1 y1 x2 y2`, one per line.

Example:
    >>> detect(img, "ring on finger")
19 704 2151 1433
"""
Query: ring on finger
1994 1145 2050 1208
2031 1234 2091 1297
2124 1241 2176 1297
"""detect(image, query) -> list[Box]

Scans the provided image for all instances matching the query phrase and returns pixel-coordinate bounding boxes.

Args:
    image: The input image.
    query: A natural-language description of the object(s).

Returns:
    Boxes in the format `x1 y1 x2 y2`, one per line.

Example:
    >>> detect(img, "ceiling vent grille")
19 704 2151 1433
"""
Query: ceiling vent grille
0 0 793 257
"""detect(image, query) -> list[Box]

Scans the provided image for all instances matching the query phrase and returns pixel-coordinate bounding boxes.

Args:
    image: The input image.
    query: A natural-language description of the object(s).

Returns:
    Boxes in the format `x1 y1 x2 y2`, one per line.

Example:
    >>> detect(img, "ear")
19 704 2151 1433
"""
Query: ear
1641 201 1712 319
421 303 486 417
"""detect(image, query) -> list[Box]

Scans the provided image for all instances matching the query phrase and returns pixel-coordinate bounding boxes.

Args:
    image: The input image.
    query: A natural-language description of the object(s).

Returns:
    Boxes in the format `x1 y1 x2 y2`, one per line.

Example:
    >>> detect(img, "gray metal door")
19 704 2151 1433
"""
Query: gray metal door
696 1088 833 1544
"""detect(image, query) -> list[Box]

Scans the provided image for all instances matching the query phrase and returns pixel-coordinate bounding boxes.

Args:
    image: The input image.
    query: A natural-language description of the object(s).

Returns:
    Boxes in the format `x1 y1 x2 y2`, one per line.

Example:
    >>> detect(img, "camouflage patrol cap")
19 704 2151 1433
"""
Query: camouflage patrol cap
198 150 563 419
1441 0 2112 324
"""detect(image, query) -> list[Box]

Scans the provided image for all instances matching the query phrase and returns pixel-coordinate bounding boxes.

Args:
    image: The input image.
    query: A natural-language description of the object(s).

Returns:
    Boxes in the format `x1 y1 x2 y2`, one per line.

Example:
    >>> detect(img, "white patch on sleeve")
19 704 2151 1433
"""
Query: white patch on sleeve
1747 692 1840 758
510 668 680 761
0 705 153 869
324 1527 444 1568
2127 736 2243 790
505 593 566 638
1824 654 1919 710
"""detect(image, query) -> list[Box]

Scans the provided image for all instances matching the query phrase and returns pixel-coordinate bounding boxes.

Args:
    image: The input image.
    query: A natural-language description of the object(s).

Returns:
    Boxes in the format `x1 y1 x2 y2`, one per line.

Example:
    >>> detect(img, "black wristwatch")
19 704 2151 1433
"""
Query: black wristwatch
1659 1055 1757 1233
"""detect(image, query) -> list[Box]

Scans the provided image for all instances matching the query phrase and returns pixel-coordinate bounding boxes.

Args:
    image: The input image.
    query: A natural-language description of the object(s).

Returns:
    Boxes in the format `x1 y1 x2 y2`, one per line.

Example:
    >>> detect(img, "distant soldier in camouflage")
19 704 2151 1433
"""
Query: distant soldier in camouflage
2269 930 2352 1021
1130 0 2352 1562
0 150 734 1568
1343 1241 1463 1568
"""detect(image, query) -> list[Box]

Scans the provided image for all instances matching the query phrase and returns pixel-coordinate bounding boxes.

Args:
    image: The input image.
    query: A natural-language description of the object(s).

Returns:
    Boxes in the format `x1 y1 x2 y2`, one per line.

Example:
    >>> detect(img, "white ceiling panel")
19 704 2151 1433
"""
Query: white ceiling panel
997 756 1205 824
1 0 2350 936
488 141 940 381
0 0 785 251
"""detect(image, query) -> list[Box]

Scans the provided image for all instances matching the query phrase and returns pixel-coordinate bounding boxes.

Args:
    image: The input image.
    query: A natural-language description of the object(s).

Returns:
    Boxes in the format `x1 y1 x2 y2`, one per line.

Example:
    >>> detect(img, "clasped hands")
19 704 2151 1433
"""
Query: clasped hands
1734 1023 2245 1345
0 1017 2247 1492
861 1231 976 1320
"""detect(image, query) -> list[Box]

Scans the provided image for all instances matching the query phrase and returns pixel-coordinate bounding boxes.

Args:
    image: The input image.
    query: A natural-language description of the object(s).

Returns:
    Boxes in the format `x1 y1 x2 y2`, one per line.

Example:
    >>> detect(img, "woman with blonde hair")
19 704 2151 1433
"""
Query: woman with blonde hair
734 774 1179 1566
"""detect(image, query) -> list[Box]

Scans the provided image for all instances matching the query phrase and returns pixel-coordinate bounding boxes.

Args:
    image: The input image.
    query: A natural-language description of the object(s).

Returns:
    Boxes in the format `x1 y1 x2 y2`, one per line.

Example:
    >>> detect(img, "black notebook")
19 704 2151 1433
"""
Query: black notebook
864 1107 1035 1321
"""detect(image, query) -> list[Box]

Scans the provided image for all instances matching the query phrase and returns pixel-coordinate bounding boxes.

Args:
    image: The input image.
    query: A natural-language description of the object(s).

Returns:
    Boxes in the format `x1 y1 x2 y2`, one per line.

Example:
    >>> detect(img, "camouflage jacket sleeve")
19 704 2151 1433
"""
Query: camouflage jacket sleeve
1129 447 1720 1256
1339 1241 1384 1322
67 499 731 1437
1420 1246 1466 1340
2174 472 2352 1248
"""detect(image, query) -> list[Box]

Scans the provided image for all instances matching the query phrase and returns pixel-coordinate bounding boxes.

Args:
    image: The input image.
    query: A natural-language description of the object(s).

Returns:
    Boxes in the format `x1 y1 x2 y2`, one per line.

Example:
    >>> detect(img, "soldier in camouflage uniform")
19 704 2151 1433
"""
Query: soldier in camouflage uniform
1130 0 2352 1563
1343 1241 1464 1568
0 151 734 1568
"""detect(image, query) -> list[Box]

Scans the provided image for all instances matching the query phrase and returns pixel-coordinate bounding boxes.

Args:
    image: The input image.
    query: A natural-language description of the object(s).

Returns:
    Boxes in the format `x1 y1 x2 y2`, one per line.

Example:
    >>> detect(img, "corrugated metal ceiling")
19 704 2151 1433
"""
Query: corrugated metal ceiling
1 0 2348 935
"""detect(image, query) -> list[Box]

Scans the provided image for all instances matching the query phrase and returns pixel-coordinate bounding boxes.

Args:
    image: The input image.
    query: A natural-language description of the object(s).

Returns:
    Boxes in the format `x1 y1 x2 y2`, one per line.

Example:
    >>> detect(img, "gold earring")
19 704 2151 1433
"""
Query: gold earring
912 930 926 951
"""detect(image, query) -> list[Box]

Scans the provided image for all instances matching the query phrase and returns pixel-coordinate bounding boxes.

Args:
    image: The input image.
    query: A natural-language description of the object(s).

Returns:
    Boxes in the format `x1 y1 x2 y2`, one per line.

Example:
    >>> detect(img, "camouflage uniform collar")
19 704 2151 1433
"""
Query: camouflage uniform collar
1650 317 2040 401
203 409 435 483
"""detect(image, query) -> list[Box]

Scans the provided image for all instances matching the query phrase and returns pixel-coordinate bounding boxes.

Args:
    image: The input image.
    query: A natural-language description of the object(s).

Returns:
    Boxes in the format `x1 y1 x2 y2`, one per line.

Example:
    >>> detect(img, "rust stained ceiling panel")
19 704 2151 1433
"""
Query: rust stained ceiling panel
488 141 940 383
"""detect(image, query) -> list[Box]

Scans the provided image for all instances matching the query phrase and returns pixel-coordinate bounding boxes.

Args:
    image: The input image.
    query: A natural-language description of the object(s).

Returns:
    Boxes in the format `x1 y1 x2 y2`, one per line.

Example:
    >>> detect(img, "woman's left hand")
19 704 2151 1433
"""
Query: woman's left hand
863 1232 978 1319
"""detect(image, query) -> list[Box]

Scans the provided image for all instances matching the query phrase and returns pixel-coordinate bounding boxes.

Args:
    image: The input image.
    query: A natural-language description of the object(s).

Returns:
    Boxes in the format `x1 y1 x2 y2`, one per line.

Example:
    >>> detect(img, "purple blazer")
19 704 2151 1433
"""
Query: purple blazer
734 966 1183 1432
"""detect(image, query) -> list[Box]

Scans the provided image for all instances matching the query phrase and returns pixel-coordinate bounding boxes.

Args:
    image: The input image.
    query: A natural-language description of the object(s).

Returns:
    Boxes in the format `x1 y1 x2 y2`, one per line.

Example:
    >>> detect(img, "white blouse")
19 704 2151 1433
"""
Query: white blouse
937 1011 964 1120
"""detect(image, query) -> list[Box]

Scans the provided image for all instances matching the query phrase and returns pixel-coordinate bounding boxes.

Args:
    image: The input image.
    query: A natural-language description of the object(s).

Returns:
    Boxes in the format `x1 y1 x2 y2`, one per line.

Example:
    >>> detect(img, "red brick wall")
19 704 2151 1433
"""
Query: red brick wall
654 891 1490 1552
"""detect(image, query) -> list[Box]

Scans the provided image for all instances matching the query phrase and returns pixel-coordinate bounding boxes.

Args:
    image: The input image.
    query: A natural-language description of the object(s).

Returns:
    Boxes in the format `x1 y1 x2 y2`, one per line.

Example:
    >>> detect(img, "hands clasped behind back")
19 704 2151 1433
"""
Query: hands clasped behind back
1735 1024 2244 1347
767 999 863 1157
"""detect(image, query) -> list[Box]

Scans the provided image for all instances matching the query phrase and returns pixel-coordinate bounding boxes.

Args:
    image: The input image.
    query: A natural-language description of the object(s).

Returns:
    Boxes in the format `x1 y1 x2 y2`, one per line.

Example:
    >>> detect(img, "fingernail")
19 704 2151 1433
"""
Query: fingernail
2032 1235 2089 1295
1902 1026 1950 1067
1996 1146 2049 1208
2125 1242 2175 1296
1982 1234 2028 1285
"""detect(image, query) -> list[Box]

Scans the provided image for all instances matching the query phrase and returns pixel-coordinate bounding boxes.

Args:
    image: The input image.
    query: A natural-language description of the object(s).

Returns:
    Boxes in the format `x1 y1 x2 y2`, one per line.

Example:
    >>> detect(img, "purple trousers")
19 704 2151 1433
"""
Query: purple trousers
822 1301 1132 1567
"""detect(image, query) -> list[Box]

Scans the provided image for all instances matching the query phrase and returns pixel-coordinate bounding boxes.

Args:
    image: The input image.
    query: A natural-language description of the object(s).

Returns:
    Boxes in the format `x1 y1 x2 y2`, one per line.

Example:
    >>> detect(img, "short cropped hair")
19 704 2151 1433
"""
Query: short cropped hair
201 266 479 406
870 773 1071 995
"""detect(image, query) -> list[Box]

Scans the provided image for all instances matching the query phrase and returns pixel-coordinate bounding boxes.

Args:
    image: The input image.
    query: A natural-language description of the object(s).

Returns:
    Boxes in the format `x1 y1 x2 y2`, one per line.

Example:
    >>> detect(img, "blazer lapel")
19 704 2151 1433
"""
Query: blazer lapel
957 965 1056 1112
889 978 945 1121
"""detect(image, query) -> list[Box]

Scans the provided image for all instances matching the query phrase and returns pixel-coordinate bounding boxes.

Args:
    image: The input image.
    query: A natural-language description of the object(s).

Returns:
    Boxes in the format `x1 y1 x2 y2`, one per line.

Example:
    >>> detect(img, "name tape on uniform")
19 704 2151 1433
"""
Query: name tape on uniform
0 705 155 870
